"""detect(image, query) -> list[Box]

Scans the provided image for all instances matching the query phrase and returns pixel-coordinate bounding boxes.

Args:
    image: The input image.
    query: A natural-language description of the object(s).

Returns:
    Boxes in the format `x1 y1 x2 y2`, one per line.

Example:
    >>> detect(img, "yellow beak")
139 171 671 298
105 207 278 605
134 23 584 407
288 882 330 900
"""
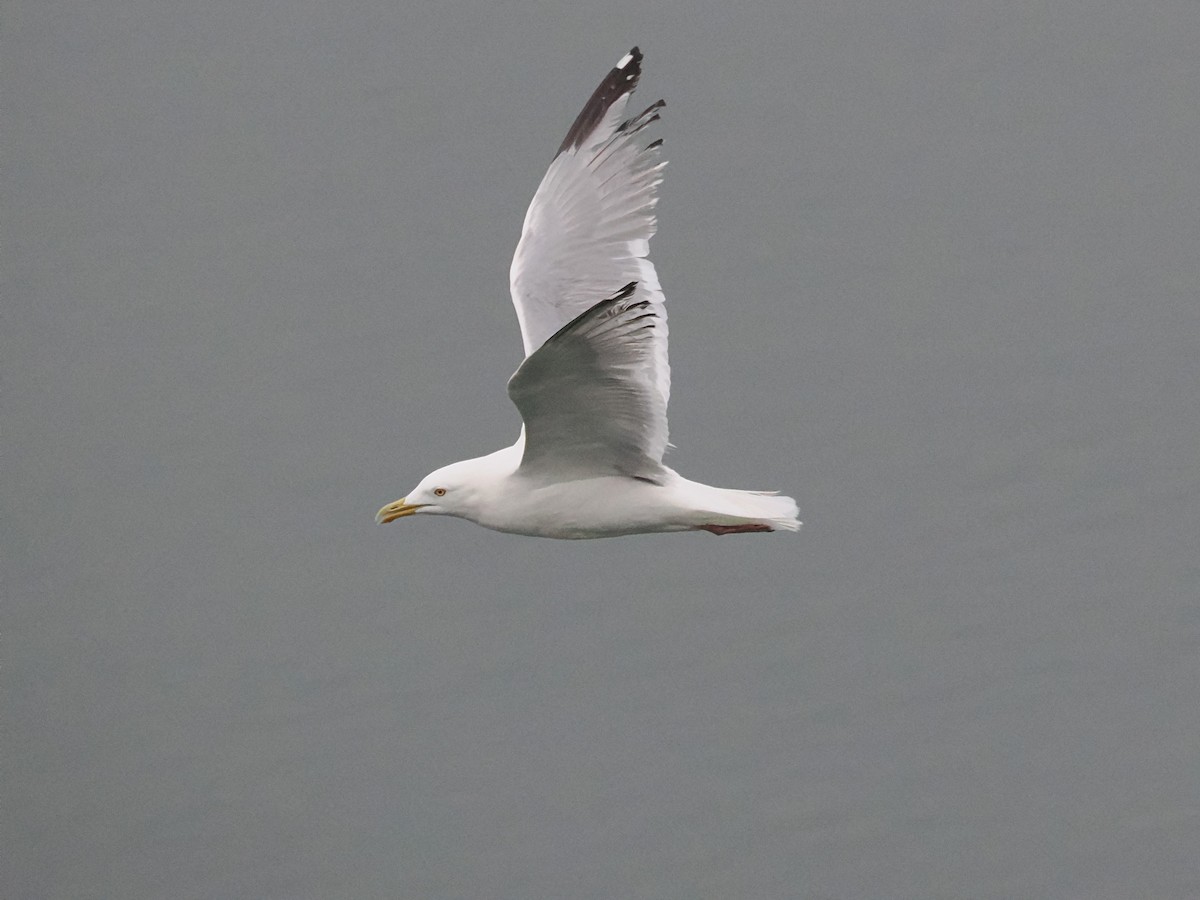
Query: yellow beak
376 498 427 524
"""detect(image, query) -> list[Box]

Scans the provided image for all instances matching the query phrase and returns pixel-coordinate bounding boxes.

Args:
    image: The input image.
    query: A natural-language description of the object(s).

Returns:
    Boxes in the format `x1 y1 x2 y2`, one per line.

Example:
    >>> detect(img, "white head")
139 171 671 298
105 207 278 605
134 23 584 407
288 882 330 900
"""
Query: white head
375 448 518 526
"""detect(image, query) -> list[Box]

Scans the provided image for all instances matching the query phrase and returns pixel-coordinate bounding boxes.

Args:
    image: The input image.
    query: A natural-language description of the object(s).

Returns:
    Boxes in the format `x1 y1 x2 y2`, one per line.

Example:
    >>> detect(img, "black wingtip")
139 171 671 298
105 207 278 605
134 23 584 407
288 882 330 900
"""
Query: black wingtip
556 48 645 156
606 281 640 305
539 281 645 346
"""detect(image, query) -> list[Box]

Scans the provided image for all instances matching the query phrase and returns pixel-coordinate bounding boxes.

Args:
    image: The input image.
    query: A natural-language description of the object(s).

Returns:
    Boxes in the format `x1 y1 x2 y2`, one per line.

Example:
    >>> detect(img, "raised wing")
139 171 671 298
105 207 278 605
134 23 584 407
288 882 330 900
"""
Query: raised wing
507 283 669 478
508 47 670 415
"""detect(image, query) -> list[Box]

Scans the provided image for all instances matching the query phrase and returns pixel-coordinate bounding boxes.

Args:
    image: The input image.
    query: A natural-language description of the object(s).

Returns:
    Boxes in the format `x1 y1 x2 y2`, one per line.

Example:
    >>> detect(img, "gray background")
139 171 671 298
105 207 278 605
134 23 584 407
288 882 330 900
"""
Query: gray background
5 1 1199 897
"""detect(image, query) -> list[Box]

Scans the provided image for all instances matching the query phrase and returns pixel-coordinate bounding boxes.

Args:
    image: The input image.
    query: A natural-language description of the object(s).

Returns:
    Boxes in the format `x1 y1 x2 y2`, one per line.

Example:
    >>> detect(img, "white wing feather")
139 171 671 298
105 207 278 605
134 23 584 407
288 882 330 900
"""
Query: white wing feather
508 283 668 479
508 48 670 441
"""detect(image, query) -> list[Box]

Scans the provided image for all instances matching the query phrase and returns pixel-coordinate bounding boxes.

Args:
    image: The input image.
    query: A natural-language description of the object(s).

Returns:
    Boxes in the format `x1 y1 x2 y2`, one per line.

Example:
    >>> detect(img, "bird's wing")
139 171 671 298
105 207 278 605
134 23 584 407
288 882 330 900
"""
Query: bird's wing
508 47 670 428
507 283 669 479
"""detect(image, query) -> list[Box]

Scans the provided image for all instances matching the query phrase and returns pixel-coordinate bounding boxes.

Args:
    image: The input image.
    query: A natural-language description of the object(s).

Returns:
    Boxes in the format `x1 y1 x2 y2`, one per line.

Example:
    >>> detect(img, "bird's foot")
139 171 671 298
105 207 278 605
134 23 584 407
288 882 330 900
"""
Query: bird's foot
698 523 773 535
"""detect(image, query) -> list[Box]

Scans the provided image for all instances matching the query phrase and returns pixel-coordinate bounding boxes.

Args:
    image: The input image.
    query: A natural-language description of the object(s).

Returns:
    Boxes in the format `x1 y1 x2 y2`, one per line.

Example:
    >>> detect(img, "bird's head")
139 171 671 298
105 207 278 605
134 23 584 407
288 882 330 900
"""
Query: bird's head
375 458 494 525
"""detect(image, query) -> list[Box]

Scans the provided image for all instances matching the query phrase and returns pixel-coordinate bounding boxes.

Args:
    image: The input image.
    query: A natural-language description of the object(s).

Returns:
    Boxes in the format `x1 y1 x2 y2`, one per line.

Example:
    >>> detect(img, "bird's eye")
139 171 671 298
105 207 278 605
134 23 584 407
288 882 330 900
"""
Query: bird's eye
433 487 447 497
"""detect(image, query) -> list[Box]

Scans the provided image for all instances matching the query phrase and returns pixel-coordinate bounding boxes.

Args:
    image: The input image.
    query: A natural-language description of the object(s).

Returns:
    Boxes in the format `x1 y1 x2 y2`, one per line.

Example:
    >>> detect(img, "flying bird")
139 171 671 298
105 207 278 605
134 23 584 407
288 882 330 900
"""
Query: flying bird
376 48 799 539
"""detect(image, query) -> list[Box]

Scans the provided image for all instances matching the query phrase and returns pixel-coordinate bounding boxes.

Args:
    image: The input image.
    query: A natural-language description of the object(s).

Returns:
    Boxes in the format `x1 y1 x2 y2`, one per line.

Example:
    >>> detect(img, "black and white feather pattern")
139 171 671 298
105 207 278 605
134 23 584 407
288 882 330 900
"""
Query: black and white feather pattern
508 48 670 466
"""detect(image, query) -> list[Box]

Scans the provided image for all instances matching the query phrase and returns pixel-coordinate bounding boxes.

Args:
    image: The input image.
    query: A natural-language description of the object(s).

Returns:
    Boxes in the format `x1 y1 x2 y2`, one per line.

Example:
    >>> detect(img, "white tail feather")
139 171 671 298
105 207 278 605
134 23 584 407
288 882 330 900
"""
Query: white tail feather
688 484 801 532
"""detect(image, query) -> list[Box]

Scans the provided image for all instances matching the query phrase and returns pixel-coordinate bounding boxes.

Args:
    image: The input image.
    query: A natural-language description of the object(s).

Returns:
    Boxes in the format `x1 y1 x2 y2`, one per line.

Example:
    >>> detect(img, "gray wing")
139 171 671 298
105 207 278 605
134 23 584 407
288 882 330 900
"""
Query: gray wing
507 283 668 480
508 48 670 451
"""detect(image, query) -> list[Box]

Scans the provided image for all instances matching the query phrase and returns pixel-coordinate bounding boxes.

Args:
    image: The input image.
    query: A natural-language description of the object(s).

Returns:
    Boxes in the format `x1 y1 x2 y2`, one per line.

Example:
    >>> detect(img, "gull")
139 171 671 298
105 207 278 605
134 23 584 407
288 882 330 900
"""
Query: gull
376 48 799 539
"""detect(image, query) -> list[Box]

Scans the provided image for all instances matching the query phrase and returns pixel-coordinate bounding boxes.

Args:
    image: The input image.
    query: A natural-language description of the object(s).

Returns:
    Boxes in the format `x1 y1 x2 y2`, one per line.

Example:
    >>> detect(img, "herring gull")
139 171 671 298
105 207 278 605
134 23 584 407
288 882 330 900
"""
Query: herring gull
376 47 800 539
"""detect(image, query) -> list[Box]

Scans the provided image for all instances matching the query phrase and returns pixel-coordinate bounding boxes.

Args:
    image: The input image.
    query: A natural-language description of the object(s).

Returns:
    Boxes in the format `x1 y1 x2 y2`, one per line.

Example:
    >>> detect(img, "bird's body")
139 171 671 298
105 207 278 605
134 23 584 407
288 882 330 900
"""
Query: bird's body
376 48 799 539
385 440 791 539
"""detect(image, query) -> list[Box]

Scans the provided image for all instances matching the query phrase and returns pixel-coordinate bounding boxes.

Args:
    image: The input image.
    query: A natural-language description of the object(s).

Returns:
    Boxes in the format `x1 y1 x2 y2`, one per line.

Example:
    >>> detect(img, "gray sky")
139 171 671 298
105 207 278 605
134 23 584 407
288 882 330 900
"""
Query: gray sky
5 1 1199 897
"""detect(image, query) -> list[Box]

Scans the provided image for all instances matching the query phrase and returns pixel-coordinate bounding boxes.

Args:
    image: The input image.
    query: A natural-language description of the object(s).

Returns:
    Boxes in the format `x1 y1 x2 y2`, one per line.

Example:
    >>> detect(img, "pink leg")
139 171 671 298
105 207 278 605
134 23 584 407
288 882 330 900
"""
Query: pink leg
698 523 774 535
